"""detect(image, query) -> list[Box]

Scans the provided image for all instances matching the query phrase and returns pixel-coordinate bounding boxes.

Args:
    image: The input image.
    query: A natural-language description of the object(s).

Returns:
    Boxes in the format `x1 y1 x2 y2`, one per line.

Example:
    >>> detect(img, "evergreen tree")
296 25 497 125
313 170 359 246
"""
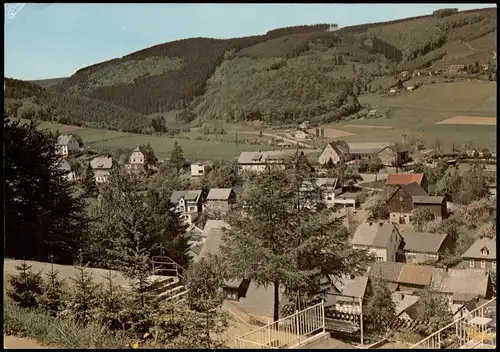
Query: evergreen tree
139 143 158 171
82 162 98 197
170 141 185 173
94 270 128 331
64 252 102 325
186 254 228 349
7 261 43 308
363 277 396 333
222 155 372 321
36 256 66 317
5 117 87 263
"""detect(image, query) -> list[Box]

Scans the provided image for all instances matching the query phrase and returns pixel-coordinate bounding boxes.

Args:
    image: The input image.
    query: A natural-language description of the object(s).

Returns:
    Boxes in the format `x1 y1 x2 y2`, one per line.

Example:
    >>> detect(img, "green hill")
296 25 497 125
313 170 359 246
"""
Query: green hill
5 7 497 131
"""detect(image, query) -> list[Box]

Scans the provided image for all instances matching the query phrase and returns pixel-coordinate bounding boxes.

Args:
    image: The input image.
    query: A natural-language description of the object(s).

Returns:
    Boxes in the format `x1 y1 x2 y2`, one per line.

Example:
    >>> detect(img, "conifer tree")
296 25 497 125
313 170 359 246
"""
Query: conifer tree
222 154 372 321
5 117 87 263
36 255 67 317
170 141 185 173
82 162 98 196
94 270 128 331
363 277 396 333
186 255 228 348
64 251 102 325
7 261 43 308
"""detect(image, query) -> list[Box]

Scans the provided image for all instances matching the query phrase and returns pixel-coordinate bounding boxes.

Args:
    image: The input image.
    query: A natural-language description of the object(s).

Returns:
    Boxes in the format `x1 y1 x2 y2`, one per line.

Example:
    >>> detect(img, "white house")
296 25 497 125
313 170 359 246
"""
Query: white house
90 156 114 183
190 163 206 177
351 221 403 262
300 178 343 208
170 190 203 226
58 159 76 181
335 276 369 314
56 134 80 157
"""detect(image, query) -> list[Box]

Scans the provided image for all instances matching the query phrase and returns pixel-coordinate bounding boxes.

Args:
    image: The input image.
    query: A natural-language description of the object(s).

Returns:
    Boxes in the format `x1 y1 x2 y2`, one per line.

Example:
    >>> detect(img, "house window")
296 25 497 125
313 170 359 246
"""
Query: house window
327 197 332 200
492 262 496 269
198 170 203 174
481 261 486 269
469 260 475 268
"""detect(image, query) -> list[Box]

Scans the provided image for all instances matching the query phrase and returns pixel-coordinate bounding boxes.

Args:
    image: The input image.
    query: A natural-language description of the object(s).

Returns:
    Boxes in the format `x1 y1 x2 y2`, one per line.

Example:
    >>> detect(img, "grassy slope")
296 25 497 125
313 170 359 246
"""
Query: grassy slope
326 80 496 151
25 119 276 161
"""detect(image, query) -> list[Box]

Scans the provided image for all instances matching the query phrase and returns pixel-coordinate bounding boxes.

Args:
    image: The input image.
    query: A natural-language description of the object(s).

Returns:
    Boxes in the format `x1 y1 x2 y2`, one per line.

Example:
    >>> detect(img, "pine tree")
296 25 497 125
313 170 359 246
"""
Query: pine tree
186 255 228 348
222 155 372 321
94 270 128 331
36 256 67 317
363 277 396 333
170 141 185 173
64 251 102 325
82 162 98 197
139 143 158 171
7 261 43 308
5 117 88 263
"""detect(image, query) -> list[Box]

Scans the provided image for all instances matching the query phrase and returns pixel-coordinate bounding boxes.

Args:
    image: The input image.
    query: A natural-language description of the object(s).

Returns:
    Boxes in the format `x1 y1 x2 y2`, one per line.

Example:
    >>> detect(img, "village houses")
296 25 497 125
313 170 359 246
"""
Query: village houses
237 150 296 173
351 221 403 263
203 188 236 214
459 238 496 272
386 182 447 224
318 141 408 167
190 163 207 177
57 159 76 182
56 134 80 157
398 231 450 264
170 190 203 226
90 156 114 183
385 173 429 193
127 146 145 172
299 178 343 208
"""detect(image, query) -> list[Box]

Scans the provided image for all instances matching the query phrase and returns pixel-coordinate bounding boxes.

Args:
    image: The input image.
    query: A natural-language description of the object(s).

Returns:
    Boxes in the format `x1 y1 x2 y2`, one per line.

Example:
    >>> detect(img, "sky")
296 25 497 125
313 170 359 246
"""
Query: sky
4 3 497 80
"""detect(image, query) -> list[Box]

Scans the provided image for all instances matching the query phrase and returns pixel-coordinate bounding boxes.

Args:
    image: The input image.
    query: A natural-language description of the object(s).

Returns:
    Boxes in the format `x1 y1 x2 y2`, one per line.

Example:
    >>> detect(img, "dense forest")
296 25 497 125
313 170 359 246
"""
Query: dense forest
4 7 496 131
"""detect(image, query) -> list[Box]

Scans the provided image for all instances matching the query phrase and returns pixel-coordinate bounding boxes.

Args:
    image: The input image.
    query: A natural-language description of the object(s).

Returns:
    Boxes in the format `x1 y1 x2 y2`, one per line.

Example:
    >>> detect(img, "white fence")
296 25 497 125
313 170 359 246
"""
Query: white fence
235 301 325 349
410 297 496 349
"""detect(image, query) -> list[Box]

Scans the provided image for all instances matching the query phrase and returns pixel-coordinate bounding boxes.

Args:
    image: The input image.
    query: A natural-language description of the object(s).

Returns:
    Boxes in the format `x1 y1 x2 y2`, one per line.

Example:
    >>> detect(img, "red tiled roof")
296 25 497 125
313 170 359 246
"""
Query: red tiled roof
385 173 425 186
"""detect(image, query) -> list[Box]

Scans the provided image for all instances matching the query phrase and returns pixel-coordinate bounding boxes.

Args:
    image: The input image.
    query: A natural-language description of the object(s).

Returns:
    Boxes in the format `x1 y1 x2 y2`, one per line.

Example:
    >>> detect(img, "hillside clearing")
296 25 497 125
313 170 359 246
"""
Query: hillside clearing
436 116 496 125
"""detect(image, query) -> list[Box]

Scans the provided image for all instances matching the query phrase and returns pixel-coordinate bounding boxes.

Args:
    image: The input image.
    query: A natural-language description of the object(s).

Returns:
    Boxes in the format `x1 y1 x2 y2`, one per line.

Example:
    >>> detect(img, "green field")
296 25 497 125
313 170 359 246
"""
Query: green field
323 80 497 152
29 120 277 161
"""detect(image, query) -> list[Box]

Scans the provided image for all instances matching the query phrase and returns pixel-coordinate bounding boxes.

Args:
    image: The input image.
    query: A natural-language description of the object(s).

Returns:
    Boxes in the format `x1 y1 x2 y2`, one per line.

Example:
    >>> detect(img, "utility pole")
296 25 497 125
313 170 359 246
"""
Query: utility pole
402 133 407 150
359 296 364 346
101 131 104 154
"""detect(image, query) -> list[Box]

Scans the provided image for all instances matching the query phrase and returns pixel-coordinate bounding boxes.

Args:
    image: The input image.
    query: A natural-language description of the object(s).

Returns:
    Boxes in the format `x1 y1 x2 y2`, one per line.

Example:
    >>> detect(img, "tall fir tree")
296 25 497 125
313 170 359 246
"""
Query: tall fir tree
36 256 67 317
82 162 98 196
222 154 372 321
170 141 185 173
5 117 87 263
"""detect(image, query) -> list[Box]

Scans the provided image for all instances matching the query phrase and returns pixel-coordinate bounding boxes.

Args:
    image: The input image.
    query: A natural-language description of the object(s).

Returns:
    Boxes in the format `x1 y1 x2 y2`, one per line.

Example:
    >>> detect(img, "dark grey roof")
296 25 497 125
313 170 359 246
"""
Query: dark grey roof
58 159 72 171
347 142 393 155
412 196 445 204
198 228 224 261
206 188 233 200
351 222 399 248
461 238 496 260
238 150 295 164
400 231 448 254
90 156 113 169
401 182 428 197
56 134 75 146
238 281 284 319
170 190 202 203
368 262 405 282
340 276 369 298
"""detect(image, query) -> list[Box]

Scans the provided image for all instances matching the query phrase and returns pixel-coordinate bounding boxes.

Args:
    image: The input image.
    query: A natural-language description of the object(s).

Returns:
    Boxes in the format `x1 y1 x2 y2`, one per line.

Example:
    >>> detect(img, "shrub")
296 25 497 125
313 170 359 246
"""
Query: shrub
36 262 67 317
7 262 43 309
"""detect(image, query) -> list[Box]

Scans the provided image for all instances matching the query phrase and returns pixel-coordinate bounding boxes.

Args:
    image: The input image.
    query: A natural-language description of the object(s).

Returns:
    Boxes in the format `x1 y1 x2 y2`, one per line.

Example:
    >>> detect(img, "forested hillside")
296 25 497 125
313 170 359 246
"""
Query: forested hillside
4 7 497 130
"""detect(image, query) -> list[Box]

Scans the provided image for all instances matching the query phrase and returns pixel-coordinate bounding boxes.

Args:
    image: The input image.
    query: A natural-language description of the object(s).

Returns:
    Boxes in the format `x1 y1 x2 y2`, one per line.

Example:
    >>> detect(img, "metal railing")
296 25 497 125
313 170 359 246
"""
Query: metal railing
235 301 325 349
152 255 186 279
410 297 496 349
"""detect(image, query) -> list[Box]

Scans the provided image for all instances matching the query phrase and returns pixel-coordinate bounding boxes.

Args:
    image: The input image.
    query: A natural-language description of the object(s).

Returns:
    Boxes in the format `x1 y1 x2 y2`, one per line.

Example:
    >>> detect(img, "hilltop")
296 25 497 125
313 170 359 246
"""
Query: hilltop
4 7 496 133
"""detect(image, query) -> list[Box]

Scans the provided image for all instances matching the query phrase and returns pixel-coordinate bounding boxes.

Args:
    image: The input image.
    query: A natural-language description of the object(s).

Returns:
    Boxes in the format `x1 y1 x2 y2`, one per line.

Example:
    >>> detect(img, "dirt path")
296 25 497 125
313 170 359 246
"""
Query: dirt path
3 335 55 349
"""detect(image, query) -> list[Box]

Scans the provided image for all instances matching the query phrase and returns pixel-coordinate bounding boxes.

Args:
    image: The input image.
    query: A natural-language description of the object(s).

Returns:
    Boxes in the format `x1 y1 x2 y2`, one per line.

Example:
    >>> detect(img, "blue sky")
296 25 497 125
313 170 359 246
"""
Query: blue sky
4 3 496 80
